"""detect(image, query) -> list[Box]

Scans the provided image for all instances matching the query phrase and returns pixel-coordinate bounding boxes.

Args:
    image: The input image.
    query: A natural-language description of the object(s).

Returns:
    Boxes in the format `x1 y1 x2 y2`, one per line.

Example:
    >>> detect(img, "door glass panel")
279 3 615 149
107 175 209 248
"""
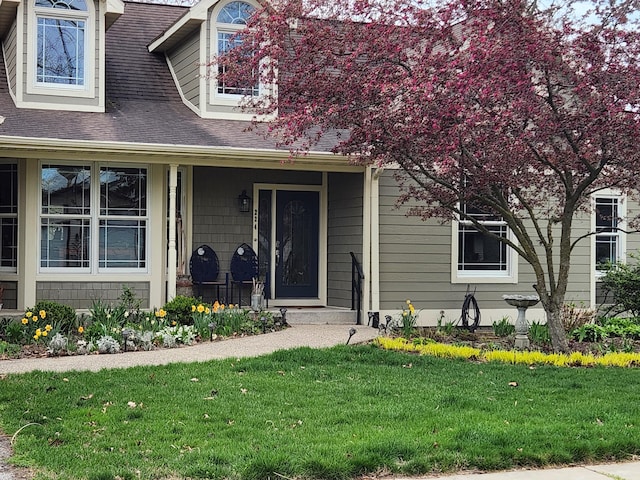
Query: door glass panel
282 200 312 287
258 190 272 294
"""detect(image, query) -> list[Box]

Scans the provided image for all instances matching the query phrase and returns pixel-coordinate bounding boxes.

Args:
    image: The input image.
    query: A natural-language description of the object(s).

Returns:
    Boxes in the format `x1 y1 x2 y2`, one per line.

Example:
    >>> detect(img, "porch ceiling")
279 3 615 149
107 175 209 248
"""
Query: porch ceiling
0 136 366 173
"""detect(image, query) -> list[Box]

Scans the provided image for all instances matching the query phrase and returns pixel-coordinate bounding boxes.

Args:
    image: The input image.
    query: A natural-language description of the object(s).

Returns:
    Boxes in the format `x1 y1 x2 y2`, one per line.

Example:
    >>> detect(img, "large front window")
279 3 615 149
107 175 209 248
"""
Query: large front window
0 163 18 271
215 1 258 97
34 0 88 86
40 164 147 271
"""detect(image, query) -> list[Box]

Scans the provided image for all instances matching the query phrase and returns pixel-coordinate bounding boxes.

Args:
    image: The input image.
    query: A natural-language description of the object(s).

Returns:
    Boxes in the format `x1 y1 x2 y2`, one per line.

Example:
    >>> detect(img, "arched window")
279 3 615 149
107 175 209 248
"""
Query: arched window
34 0 88 86
215 0 258 97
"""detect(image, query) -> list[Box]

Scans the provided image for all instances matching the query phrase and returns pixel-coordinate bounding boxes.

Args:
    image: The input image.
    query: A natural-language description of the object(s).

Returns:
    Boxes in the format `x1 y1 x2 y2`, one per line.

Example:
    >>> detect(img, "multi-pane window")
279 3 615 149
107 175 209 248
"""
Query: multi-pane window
0 164 18 270
35 0 87 86
41 164 91 268
595 197 621 270
99 167 147 268
40 164 147 271
216 1 258 96
458 204 509 273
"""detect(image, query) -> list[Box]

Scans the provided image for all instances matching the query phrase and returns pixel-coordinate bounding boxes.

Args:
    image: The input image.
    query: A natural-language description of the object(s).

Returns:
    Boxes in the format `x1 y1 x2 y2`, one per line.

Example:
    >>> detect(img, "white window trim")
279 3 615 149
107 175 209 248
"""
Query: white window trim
450 216 518 284
0 162 18 273
38 161 149 275
209 0 262 107
593 190 626 279
26 0 96 98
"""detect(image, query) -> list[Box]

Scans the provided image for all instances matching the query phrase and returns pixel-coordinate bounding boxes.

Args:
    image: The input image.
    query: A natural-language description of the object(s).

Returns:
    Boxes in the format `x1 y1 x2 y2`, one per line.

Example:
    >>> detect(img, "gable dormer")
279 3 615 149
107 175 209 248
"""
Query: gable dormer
0 0 124 112
149 0 271 121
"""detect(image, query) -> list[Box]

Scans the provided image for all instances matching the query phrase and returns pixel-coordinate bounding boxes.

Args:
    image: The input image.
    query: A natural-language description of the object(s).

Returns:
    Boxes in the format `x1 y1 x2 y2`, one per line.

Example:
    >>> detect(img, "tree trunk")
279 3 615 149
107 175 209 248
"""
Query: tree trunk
546 306 569 353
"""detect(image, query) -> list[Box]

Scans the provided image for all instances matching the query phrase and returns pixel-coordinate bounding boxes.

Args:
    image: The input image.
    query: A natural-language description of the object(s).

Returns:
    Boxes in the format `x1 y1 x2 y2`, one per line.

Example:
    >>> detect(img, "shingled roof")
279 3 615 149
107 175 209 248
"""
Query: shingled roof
0 1 340 154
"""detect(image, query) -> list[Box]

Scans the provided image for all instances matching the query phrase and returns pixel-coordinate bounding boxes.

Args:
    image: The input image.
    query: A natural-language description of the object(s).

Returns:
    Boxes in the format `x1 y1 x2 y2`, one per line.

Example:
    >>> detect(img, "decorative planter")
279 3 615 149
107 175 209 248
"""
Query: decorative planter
176 275 193 297
251 293 264 311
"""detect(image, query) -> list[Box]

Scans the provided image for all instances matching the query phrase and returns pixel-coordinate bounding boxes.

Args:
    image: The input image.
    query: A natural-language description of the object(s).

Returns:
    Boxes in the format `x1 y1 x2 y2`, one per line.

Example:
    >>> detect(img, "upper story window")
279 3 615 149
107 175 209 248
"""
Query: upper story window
215 1 259 97
34 0 88 87
595 195 625 274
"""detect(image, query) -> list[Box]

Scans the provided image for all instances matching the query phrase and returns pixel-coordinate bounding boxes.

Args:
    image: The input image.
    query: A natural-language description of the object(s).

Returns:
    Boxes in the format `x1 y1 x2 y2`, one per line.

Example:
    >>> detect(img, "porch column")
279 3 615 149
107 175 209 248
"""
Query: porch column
167 164 179 301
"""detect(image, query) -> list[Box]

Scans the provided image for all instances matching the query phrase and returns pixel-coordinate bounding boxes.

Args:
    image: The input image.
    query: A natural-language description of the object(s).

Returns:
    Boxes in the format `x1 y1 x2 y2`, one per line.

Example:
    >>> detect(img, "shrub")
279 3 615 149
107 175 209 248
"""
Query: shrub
163 295 199 325
561 302 597 332
31 300 77 333
599 256 640 316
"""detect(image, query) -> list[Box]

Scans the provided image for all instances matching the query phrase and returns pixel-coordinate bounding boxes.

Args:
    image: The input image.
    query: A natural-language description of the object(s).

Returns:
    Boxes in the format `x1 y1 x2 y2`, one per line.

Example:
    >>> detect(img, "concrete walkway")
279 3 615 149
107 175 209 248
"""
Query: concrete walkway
0 324 378 375
1 324 639 480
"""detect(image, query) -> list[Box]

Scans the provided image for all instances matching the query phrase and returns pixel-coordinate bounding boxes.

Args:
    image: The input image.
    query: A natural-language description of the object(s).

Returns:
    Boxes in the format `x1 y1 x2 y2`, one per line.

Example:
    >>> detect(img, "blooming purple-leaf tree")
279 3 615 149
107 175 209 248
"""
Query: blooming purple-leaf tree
217 0 640 352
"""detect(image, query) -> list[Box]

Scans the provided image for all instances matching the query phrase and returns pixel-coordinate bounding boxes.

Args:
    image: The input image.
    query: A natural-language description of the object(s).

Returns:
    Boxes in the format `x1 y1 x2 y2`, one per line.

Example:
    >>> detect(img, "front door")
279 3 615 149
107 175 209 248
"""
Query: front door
257 188 320 300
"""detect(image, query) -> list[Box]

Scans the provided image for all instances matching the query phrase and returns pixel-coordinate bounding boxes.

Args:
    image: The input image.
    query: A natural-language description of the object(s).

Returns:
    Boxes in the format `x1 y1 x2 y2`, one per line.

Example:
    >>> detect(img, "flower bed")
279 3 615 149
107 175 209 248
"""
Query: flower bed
375 336 640 368
0 291 285 360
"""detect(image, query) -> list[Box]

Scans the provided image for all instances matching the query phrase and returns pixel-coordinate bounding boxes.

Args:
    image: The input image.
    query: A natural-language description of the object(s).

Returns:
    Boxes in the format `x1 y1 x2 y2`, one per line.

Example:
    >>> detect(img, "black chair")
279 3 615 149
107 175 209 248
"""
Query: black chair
189 245 228 303
229 243 259 306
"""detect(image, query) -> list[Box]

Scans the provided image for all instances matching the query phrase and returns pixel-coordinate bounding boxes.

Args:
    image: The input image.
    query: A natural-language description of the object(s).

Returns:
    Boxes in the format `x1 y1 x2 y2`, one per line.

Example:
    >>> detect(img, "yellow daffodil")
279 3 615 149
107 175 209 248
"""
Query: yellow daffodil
191 305 196 312
35 328 42 336
39 310 46 319
78 326 84 334
197 304 205 313
45 324 52 332
171 321 177 326
406 299 411 305
21 317 28 325
402 311 408 317
409 304 415 314
42 330 48 337
26 311 33 318
205 307 210 314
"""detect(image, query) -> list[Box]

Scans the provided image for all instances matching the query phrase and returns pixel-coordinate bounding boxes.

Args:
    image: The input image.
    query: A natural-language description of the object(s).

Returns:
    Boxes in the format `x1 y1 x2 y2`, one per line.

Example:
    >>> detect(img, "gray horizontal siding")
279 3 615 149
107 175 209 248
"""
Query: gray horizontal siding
168 31 200 107
5 19 17 93
378 171 595 311
327 173 363 307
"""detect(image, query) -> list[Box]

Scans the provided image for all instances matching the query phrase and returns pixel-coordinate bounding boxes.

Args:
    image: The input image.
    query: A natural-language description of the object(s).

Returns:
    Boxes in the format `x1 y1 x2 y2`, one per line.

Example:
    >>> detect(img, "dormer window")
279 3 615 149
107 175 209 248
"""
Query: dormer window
214 0 258 98
35 0 88 86
26 0 95 100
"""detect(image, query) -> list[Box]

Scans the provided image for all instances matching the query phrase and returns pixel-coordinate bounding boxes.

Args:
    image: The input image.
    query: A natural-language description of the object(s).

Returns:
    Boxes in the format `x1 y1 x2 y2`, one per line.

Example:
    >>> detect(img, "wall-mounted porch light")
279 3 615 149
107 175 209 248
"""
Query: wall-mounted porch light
238 190 251 213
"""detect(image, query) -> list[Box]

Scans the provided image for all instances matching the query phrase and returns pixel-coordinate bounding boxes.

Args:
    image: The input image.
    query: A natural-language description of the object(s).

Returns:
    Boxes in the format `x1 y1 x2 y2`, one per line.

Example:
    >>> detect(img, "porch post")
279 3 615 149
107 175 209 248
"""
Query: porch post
167 164 179 301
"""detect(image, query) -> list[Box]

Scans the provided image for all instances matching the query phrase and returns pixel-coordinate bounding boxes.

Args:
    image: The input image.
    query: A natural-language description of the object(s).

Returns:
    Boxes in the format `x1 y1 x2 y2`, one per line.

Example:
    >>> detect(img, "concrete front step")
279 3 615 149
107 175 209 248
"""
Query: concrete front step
277 307 358 325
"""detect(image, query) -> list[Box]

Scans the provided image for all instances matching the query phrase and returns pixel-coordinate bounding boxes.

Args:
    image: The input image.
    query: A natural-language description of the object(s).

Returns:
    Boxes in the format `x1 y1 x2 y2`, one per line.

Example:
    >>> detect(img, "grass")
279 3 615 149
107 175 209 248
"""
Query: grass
1 345 640 479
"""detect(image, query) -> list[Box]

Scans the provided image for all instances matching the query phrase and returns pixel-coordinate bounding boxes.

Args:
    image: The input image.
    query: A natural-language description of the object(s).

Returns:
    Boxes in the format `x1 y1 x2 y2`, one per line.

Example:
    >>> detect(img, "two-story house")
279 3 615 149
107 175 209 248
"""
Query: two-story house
0 0 633 325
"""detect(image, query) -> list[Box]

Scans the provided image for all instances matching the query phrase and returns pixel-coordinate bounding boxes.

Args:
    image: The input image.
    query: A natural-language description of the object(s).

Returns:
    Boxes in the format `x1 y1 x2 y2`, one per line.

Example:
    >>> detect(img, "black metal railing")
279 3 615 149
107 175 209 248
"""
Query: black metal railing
350 252 364 325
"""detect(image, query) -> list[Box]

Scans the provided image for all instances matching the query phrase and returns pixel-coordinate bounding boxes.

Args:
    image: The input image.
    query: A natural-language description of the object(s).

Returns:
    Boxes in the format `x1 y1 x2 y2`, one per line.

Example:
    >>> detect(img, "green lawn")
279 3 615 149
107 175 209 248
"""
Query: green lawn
1 345 640 480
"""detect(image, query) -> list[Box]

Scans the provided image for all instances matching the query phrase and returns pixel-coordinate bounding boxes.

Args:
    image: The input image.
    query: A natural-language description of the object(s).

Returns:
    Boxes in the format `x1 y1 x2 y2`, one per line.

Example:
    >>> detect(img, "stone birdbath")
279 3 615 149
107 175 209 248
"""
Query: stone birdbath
502 294 540 349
